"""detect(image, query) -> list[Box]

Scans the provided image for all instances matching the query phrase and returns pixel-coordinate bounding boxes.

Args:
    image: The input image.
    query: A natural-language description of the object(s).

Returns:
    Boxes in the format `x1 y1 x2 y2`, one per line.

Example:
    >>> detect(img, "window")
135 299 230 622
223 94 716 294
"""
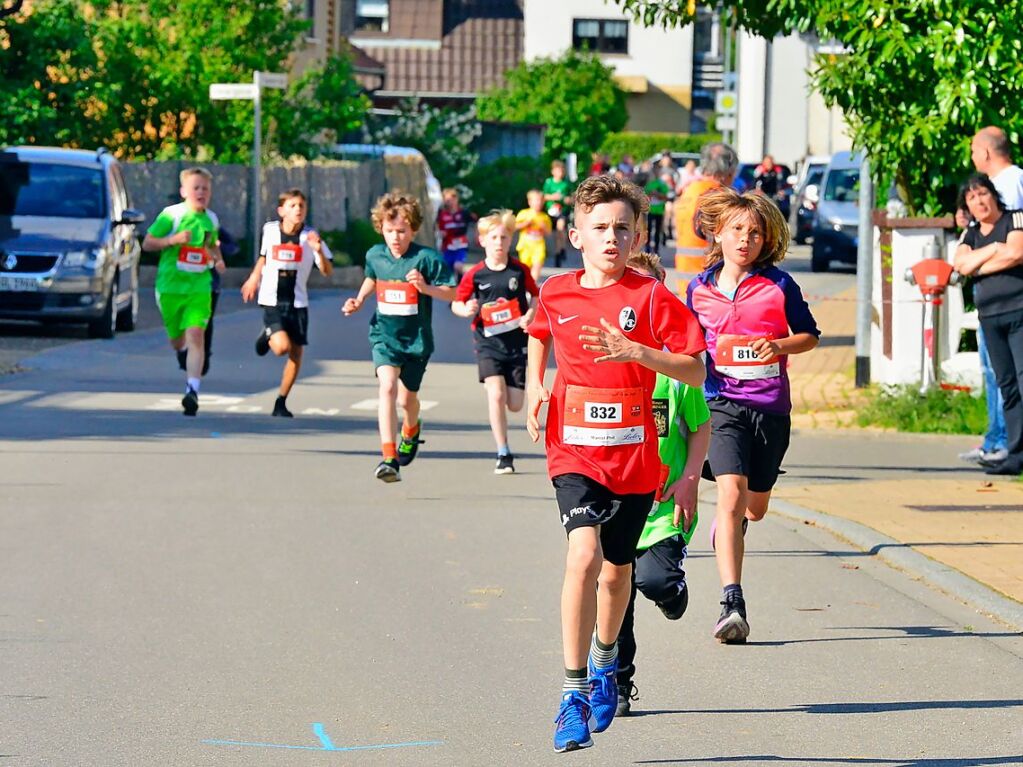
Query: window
824 169 860 203
355 0 389 33
572 18 628 55
305 0 316 37
0 162 105 219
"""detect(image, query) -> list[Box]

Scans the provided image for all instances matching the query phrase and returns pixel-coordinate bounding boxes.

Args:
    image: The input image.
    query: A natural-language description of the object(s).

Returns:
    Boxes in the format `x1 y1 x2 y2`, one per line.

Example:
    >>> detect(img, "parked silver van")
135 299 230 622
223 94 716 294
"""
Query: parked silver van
811 151 863 272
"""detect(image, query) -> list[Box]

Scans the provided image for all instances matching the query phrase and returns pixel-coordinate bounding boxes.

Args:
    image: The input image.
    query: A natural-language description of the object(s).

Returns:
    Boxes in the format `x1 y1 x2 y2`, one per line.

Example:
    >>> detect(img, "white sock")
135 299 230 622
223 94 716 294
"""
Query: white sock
187 377 201 393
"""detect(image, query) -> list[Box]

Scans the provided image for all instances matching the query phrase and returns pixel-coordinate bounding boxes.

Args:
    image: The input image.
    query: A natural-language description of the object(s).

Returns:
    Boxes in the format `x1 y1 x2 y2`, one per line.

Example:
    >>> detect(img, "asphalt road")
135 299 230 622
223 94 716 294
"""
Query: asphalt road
2 249 1021 766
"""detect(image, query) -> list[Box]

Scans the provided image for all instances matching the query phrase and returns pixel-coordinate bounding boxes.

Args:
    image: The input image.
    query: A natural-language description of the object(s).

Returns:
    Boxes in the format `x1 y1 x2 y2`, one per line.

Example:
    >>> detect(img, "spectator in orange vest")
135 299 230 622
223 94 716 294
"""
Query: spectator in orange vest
675 143 739 273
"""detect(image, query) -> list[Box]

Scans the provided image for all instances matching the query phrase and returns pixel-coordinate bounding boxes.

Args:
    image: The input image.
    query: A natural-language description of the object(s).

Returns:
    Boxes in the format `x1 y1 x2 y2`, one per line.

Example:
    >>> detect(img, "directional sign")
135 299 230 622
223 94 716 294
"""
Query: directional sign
209 83 258 101
257 72 288 89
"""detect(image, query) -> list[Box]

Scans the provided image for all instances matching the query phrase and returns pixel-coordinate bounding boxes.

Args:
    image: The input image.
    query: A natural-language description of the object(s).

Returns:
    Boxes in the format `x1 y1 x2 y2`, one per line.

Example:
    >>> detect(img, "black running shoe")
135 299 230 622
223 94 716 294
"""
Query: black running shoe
615 681 638 717
396 421 424 467
714 594 750 644
176 349 188 371
374 458 401 483
255 328 271 356
657 584 689 621
272 396 293 418
182 387 199 416
494 453 515 475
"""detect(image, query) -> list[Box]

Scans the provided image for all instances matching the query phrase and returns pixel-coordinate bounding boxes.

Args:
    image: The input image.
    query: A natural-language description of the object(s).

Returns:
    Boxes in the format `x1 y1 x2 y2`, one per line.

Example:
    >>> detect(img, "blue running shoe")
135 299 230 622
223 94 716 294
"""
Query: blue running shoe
587 656 619 733
553 691 592 753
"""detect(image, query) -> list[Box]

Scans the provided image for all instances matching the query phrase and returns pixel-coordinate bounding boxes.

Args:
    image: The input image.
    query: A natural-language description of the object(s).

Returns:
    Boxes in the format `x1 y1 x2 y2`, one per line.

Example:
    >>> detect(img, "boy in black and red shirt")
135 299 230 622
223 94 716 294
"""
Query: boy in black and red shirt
526 175 706 752
453 210 539 474
436 187 474 277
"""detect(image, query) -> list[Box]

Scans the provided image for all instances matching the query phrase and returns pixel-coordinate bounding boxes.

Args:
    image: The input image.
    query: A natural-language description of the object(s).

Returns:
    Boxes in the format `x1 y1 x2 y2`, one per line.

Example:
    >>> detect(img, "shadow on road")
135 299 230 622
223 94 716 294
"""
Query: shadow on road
635 754 1021 766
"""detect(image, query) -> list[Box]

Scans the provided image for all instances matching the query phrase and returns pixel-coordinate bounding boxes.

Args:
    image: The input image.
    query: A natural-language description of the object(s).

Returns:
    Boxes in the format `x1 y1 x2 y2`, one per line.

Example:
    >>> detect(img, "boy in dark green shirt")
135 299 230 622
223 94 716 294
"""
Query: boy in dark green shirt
342 193 457 482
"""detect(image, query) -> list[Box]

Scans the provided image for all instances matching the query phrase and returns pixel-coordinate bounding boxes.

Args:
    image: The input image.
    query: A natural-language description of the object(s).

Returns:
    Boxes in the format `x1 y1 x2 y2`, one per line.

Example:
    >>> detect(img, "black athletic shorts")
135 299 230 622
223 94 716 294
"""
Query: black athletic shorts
477 354 526 389
704 397 790 493
263 304 309 346
552 473 654 566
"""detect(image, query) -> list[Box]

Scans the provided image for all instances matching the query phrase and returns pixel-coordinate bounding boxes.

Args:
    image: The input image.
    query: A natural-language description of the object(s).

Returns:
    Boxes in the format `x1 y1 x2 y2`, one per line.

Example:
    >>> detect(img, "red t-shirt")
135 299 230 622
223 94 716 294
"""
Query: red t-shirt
527 268 706 495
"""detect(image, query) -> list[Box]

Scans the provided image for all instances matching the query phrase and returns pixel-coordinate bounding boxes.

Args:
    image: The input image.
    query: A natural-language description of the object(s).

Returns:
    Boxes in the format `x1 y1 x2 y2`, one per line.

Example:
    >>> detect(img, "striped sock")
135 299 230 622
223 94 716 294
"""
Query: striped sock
562 668 588 696
590 634 618 669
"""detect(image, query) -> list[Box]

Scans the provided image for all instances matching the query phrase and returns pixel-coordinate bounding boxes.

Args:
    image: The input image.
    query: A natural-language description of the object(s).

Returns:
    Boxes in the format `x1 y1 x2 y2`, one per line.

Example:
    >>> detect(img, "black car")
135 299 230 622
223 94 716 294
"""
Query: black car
0 146 145 337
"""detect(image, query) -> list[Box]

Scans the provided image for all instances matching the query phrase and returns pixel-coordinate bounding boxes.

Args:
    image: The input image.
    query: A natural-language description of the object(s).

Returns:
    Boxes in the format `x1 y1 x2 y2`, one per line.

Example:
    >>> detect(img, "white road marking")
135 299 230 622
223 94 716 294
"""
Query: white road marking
350 398 438 411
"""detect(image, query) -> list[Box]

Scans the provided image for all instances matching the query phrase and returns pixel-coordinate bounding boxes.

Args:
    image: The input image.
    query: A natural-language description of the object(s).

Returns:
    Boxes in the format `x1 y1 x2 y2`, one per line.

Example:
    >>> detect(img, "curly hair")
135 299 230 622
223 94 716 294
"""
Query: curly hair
573 174 649 223
371 192 424 233
696 187 789 268
477 209 516 236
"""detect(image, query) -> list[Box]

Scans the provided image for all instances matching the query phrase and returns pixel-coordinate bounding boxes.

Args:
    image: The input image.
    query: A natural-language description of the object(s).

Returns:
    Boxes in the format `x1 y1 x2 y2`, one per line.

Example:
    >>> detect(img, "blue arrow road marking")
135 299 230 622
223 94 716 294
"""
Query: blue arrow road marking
313 723 335 750
203 722 443 753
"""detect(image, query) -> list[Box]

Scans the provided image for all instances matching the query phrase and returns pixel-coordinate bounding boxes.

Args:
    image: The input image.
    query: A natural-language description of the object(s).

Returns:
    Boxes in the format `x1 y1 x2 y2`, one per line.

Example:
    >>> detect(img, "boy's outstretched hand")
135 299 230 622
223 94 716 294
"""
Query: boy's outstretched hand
406 268 426 291
526 382 550 442
750 336 781 364
579 318 642 363
661 473 699 532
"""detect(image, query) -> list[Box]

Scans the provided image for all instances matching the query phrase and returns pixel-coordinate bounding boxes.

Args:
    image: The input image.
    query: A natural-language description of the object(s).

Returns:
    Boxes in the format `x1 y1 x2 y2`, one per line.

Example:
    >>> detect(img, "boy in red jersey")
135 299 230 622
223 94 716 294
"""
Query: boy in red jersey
526 175 706 753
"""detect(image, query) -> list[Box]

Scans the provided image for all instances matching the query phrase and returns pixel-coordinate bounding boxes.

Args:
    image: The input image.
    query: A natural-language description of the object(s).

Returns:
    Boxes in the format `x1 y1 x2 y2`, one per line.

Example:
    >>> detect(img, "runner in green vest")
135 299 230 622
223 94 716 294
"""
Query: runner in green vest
616 248 711 715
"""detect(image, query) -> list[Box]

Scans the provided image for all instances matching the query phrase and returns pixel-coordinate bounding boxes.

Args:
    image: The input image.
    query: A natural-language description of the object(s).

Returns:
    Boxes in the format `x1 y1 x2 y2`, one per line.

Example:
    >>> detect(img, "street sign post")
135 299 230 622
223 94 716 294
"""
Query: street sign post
208 71 288 263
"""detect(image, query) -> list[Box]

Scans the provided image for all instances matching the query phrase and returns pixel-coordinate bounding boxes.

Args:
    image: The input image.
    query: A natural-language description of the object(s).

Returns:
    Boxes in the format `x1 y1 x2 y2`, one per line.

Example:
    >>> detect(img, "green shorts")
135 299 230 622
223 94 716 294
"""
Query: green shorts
372 345 430 392
156 291 212 340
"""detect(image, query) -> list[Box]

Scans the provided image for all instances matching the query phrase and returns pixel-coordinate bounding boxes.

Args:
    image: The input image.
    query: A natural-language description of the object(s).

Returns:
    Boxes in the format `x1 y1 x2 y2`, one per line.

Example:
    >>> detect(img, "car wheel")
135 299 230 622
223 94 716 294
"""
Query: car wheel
88 282 117 339
810 242 828 272
116 279 138 332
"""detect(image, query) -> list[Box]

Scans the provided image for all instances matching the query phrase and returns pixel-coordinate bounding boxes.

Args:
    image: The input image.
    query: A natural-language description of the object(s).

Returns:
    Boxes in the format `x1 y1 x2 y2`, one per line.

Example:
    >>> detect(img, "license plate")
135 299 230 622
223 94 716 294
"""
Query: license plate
0 275 39 292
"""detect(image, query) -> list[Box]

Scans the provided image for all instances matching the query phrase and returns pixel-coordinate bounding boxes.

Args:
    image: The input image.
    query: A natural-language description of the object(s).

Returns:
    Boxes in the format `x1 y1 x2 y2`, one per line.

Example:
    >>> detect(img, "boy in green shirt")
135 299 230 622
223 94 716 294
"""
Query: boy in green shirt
542 160 573 267
342 192 457 482
142 167 225 416
617 249 711 715
643 174 672 254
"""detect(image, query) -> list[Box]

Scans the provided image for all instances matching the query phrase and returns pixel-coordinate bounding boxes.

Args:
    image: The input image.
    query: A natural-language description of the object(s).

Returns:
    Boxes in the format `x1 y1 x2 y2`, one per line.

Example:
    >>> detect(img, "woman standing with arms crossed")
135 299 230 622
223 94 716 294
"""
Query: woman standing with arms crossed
955 174 1023 476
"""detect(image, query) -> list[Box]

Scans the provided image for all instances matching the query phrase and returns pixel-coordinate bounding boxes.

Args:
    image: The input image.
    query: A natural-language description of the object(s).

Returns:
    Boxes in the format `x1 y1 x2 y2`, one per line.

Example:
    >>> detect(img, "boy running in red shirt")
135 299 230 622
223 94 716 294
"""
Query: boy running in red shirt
452 210 538 474
526 175 706 752
686 187 820 643
436 187 474 277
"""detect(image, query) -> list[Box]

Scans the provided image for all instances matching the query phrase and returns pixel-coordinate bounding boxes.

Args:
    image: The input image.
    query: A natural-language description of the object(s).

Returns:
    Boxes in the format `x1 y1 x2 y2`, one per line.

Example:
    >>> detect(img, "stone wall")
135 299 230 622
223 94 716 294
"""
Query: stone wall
122 158 388 245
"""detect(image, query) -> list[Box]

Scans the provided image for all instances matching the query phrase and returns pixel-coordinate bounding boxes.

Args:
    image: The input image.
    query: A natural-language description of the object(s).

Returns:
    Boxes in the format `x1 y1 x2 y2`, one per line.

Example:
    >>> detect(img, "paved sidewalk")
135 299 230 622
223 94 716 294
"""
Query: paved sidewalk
776 285 1023 628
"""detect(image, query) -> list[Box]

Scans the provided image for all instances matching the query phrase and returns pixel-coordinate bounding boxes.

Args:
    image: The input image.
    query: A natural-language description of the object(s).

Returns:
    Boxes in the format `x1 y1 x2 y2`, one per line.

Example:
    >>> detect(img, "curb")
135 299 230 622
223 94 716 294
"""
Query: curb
771 498 1023 632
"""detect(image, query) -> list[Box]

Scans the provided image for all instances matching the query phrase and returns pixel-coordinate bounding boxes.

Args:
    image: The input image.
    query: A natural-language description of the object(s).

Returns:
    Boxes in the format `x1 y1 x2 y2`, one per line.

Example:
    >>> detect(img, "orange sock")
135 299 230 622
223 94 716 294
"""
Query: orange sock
401 421 420 439
382 442 397 460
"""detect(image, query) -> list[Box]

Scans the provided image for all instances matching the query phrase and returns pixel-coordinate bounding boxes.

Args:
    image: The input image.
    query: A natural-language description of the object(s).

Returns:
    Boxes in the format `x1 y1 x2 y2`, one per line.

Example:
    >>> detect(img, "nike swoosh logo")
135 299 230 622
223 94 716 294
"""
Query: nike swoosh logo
557 314 579 325
479 283 491 289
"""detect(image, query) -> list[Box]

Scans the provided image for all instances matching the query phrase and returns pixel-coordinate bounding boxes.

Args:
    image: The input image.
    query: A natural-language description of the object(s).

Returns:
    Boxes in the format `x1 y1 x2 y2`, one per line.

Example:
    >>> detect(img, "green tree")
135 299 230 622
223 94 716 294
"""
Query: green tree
477 48 627 162
614 0 1023 215
272 50 372 159
368 97 481 190
0 0 369 162
0 0 103 148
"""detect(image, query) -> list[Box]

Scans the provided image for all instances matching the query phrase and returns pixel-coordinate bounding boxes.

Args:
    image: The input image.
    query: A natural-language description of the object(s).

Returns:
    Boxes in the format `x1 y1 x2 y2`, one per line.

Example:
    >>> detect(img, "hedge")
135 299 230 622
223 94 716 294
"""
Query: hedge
463 155 550 216
598 132 722 165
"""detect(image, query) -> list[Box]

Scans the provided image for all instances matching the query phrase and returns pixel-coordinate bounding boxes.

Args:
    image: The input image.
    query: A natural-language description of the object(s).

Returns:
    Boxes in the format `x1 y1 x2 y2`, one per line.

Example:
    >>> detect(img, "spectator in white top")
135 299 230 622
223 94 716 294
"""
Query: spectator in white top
971 126 1023 208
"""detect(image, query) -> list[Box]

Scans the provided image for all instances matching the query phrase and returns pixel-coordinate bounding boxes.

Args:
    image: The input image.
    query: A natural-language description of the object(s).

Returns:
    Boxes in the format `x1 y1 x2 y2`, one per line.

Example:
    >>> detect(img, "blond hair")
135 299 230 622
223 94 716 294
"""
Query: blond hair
626 250 666 282
573 174 649 223
696 187 789 268
371 192 423 233
180 167 213 185
477 209 516 236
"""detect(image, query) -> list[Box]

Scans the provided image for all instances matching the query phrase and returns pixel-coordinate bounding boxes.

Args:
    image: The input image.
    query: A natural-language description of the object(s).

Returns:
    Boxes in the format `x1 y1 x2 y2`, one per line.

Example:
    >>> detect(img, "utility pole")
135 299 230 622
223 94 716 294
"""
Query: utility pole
855 155 873 387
